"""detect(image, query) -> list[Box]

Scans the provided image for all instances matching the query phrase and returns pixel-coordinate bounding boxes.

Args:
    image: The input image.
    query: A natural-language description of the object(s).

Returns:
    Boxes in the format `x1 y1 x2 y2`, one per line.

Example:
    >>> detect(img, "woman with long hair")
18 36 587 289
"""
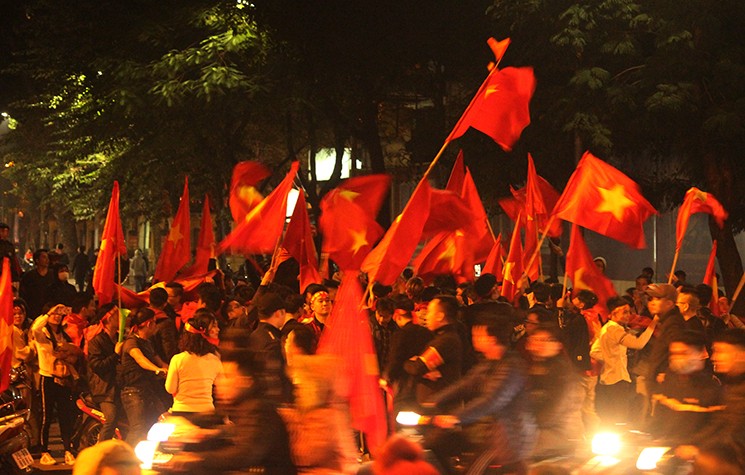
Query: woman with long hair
165 309 222 415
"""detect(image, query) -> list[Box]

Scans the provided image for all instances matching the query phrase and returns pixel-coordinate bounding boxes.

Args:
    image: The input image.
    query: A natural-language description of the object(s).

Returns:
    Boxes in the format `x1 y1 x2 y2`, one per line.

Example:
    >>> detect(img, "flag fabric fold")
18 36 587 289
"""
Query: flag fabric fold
282 192 322 292
412 230 473 284
552 151 657 249
154 177 191 283
93 181 128 307
565 224 617 316
229 161 271 222
446 65 536 152
181 195 215 278
703 240 720 316
482 233 505 279
319 174 391 271
675 187 728 251
218 161 300 255
317 274 387 455
499 178 562 238
501 217 524 303
0 259 13 393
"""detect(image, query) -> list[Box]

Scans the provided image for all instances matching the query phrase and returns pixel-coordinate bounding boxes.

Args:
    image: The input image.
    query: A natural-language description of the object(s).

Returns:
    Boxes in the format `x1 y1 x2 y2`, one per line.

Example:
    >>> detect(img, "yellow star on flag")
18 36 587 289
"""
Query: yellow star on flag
503 261 515 284
338 190 360 202
100 238 108 252
485 85 500 98
692 189 708 202
573 268 592 291
349 229 368 255
167 226 183 245
437 236 457 268
596 184 635 221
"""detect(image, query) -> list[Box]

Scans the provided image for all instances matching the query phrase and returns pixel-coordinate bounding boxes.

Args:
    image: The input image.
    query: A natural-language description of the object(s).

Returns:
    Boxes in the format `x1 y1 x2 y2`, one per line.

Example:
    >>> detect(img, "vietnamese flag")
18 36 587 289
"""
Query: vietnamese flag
565 224 617 315
0 259 13 392
181 195 215 277
319 174 391 271
218 161 299 255
154 177 191 283
282 192 322 292
501 218 524 303
93 181 128 307
446 63 536 152
552 151 657 249
499 177 562 238
413 230 474 284
482 233 505 279
703 240 720 316
317 274 387 455
229 161 271 222
422 188 475 238
361 180 432 285
675 187 728 251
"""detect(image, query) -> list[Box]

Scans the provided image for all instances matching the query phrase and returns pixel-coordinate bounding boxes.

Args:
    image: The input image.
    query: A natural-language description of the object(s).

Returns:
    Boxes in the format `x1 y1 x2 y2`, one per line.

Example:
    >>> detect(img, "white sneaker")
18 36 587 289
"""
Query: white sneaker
64 451 76 465
40 452 56 465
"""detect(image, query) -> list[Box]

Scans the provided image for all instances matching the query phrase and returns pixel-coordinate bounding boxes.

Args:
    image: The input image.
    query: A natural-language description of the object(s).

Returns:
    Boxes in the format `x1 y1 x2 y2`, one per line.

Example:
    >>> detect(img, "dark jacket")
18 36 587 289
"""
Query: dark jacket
150 309 179 364
87 330 119 402
431 351 535 465
641 306 685 380
383 321 432 411
404 323 463 408
693 373 745 467
562 310 592 372
249 321 293 404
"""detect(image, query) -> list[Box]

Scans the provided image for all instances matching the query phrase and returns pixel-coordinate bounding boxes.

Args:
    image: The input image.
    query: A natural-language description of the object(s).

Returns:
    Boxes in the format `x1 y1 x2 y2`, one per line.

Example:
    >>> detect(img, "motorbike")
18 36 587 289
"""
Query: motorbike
0 385 32 474
72 393 126 451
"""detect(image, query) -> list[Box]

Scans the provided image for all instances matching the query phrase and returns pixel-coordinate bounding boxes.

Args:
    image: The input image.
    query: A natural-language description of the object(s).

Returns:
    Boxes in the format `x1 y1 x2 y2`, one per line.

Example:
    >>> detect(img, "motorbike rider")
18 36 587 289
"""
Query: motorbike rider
425 302 534 475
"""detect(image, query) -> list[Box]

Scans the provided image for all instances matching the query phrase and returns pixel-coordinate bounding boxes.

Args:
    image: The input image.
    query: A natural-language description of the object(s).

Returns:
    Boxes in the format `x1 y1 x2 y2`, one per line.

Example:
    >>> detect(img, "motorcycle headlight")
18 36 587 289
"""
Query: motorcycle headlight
591 432 622 456
636 447 671 470
134 440 158 470
396 411 422 426
146 422 176 442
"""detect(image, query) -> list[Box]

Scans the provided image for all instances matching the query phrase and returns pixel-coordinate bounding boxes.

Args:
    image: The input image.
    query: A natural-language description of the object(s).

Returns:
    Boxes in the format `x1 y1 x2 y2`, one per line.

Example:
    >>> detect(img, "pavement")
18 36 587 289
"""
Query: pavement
27 422 72 474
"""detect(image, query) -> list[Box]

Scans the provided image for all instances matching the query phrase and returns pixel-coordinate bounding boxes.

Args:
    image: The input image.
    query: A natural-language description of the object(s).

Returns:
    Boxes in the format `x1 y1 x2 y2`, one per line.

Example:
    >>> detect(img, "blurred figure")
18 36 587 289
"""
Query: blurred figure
363 435 438 475
72 439 141 475
130 249 148 292
71 245 90 292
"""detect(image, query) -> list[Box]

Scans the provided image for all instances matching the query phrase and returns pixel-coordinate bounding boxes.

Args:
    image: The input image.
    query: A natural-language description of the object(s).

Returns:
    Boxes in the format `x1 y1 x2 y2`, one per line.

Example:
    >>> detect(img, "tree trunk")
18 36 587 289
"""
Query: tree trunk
358 97 390 227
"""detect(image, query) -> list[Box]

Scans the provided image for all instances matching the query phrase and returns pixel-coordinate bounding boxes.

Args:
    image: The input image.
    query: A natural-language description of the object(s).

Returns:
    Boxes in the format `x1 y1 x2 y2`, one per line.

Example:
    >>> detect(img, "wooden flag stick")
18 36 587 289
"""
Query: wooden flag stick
117 255 125 343
730 272 745 308
668 249 680 284
522 214 557 281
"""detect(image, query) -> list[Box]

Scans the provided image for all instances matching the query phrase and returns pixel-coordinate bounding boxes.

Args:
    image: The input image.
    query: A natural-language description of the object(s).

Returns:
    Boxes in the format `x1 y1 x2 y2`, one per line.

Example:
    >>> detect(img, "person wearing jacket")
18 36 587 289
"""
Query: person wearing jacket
86 304 123 442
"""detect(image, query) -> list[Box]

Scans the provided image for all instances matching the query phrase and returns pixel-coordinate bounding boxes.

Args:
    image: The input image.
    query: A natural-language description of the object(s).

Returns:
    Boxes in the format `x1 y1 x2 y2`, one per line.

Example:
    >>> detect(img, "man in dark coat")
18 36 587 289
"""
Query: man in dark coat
249 292 293 405
86 304 123 442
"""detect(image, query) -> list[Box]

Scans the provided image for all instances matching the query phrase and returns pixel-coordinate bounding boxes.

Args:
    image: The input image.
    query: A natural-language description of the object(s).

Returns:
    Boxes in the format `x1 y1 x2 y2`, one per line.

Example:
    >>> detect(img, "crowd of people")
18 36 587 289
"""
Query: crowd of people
8 243 745 474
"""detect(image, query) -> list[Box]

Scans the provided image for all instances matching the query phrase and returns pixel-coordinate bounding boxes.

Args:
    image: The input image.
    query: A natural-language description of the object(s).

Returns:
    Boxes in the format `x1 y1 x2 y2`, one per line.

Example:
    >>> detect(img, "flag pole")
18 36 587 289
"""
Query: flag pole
668 249 681 284
523 215 557 280
117 254 125 343
730 272 745 309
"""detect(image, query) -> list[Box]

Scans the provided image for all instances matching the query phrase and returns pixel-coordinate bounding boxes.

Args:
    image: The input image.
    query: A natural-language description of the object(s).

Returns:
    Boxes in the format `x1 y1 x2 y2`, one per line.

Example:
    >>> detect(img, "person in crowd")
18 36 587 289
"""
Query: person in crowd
405 276 425 303
72 439 141 475
426 307 534 475
404 295 463 410
370 296 398 372
456 282 473 306
472 273 498 303
71 245 90 293
249 292 293 405
63 293 96 348
0 222 22 281
222 296 255 331
165 343 298 474
19 248 55 318
593 256 607 274
302 285 332 342
12 298 33 369
280 293 306 342
130 249 148 292
672 270 687 287
54 243 70 267
383 296 433 412
716 295 745 330
675 329 745 468
649 330 723 443
591 296 659 427
32 303 81 465
86 304 124 442
164 281 184 325
515 306 556 358
165 311 222 415
119 307 169 446
676 287 706 334
148 287 179 364
526 323 583 460
49 263 77 307
194 282 223 327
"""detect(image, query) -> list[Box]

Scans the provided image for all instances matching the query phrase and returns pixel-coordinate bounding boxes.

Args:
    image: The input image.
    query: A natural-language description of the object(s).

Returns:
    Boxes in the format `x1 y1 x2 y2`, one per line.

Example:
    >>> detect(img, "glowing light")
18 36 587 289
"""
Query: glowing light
591 432 622 456
396 411 422 426
146 422 176 442
134 440 158 469
636 447 671 470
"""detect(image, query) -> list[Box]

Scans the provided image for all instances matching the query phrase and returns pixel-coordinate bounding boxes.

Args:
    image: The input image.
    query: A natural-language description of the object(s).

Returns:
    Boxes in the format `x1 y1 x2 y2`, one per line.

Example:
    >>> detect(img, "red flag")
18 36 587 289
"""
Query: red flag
446 65 536 152
445 151 467 192
501 218 524 303
154 177 191 283
93 181 128 307
499 177 562 238
218 162 299 255
117 270 218 309
565 224 617 315
317 274 387 455
482 233 505 278
319 175 391 271
523 154 547 281
487 37 511 64
181 195 215 277
283 192 322 292
422 188 475 238
0 259 13 392
703 240 720 316
229 161 271 222
361 180 432 285
413 231 474 284
552 151 657 249
523 217 541 281
675 187 728 251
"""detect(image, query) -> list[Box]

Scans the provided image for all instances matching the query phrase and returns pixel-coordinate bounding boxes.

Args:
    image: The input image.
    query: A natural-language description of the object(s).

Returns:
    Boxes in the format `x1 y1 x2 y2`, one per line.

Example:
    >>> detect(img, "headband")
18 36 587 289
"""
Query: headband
310 291 330 305
185 321 219 346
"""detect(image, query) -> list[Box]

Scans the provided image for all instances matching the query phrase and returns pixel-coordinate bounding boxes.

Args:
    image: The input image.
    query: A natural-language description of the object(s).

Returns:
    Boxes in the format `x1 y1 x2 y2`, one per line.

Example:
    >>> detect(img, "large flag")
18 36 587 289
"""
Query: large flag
229 161 271 222
421 188 474 238
675 187 728 251
523 154 546 281
181 195 215 277
703 240 720 316
93 181 128 307
0 259 13 392
317 274 387 455
218 161 299 255
319 174 391 271
154 177 191 283
412 230 473 284
565 224 617 315
117 270 218 309
552 151 657 249
482 233 505 279
501 218 524 303
499 178 562 238
361 180 432 285
283 192 322 292
446 45 536 152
